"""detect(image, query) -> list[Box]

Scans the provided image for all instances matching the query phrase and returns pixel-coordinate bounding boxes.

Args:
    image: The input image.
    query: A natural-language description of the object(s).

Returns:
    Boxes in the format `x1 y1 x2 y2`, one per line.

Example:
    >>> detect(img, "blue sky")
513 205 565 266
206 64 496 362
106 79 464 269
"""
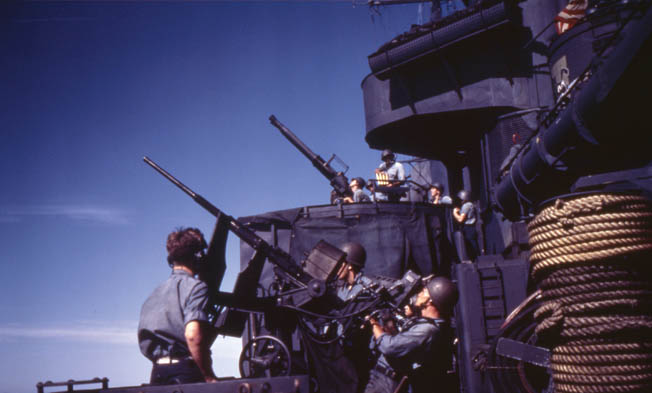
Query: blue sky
0 1 425 391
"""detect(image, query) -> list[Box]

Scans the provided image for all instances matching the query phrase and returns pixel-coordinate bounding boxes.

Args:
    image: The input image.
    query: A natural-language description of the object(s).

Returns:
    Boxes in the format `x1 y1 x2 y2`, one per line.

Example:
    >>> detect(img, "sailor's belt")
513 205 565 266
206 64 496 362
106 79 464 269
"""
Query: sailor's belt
155 356 192 365
374 363 400 381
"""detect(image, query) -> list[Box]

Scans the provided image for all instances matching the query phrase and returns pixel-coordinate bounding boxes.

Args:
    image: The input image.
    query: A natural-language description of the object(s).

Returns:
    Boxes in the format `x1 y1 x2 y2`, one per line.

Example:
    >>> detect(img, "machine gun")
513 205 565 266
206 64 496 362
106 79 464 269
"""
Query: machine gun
369 270 423 312
269 115 352 201
303 269 424 343
352 270 424 331
144 157 432 384
143 156 347 310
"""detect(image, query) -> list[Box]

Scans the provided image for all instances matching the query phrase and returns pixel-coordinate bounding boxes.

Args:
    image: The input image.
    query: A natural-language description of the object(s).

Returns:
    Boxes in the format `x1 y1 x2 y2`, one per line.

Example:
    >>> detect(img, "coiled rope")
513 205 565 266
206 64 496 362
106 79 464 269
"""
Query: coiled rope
528 193 652 393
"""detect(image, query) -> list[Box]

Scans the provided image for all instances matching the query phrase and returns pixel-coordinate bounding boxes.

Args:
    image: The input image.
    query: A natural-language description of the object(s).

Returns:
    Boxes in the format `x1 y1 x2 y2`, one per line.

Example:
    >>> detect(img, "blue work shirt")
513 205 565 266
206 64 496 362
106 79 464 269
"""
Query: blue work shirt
372 317 452 392
336 274 377 302
138 269 210 361
460 201 476 225
378 161 406 182
376 161 406 201
375 318 439 366
431 195 453 205
354 189 371 203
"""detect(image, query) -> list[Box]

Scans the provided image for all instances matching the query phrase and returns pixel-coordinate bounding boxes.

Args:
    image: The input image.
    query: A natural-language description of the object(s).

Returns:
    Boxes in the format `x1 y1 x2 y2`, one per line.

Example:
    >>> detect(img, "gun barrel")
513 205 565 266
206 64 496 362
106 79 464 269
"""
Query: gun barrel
143 156 308 284
144 156 223 218
268 115 334 180
144 156 197 198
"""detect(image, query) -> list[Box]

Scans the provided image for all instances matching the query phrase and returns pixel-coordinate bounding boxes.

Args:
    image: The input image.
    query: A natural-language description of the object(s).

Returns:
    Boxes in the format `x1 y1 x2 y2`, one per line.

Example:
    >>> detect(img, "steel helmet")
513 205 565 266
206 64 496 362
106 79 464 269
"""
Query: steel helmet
425 277 458 316
381 149 395 161
431 182 444 192
340 242 367 269
457 190 470 202
353 177 366 189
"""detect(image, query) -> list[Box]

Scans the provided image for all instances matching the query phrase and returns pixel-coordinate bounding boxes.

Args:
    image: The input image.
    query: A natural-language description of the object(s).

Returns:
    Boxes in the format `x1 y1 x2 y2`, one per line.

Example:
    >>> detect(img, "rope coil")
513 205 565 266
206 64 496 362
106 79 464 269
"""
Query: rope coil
551 352 652 365
528 193 652 393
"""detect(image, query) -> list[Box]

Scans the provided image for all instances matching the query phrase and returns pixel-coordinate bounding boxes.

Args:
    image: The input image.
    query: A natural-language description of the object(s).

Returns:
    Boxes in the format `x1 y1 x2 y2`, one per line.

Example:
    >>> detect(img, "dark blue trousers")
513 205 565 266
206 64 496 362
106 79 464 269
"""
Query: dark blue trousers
150 358 204 385
462 225 479 261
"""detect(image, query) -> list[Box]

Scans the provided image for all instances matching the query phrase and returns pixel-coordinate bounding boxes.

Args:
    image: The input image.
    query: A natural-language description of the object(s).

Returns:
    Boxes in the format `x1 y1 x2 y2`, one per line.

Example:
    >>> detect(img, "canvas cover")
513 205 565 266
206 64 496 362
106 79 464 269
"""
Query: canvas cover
238 202 451 284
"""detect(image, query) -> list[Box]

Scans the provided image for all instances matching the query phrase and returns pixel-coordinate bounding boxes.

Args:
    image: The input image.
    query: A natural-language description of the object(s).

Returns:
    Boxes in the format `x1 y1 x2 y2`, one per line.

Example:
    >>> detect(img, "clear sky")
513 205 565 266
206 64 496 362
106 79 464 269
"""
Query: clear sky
0 1 426 392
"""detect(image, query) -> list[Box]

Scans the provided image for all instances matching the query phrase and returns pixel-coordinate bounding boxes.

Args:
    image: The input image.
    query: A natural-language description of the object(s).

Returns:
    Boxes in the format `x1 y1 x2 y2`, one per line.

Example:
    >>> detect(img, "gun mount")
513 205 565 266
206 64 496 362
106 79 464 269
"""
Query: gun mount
141 157 434 391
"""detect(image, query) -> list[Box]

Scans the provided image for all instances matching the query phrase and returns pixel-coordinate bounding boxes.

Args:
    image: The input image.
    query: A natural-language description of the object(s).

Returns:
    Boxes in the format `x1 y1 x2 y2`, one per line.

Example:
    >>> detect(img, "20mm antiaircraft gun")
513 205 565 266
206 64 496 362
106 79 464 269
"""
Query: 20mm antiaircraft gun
269 115 353 203
142 156 346 308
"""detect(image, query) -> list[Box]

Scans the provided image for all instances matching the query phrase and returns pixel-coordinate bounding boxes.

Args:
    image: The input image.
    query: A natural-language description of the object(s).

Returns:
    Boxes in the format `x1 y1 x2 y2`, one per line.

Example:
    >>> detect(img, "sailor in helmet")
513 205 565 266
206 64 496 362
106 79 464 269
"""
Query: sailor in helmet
336 242 375 301
365 277 458 393
374 149 406 202
453 190 479 260
428 182 452 205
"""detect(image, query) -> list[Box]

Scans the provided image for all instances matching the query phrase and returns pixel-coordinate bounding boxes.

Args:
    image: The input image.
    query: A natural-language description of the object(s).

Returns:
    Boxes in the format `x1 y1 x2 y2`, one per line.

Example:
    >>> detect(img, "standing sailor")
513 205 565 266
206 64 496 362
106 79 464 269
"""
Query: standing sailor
138 227 218 385
375 149 406 202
